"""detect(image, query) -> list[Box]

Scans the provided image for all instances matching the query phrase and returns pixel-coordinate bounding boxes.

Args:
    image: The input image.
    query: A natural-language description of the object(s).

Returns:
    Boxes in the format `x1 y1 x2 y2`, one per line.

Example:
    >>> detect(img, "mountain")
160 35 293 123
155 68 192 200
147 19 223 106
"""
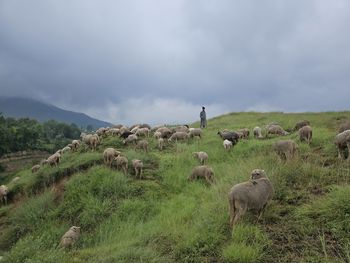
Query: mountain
0 97 111 129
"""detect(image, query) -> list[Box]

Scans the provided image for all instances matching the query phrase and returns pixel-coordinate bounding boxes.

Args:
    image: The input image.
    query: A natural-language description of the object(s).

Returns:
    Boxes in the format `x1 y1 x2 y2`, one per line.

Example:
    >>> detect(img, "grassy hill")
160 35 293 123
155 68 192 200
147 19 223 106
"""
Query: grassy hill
0 111 349 263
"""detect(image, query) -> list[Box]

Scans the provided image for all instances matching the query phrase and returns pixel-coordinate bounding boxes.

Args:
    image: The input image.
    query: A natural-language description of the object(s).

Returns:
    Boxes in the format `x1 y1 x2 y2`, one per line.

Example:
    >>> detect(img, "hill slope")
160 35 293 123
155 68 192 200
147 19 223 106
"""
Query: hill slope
0 111 350 263
0 97 111 129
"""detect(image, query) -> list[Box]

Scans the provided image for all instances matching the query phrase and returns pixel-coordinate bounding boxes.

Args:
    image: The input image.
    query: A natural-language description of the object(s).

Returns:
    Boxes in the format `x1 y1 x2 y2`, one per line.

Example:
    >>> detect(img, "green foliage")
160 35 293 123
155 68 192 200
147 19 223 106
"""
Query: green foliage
1 111 350 262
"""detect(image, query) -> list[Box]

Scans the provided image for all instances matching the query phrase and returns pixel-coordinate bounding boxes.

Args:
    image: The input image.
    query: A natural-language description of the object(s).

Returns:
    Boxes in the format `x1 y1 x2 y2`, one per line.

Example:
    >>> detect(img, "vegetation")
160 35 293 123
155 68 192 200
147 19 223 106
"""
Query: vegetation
0 113 81 157
0 111 350 262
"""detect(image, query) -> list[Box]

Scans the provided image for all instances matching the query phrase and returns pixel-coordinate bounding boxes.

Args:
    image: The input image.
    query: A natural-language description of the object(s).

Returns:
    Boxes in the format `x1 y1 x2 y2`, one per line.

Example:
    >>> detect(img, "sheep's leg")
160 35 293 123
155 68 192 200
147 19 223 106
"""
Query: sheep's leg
337 146 344 159
229 199 236 228
4 196 7 206
232 202 247 227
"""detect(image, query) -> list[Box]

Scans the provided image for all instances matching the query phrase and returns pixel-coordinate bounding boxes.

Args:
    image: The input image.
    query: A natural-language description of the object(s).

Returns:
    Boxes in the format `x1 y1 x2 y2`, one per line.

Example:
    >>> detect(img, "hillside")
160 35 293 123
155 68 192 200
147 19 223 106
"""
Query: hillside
0 111 350 262
0 97 111 129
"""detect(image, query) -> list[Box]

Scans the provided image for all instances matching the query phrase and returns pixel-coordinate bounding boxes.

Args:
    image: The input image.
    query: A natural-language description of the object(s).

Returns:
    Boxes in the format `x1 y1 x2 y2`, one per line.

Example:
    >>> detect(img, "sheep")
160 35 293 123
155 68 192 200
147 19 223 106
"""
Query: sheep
119 126 130 134
96 127 108 138
107 128 120 136
132 159 144 179
89 134 100 151
123 134 138 145
334 130 350 160
135 139 149 153
273 140 298 161
237 128 250 139
339 121 350 133
136 127 150 138
156 127 173 139
158 137 165 151
139 123 152 130
228 169 273 228
189 128 202 139
266 124 289 138
130 125 140 133
0 185 9 206
223 139 233 150
59 226 81 248
61 146 71 154
31 164 41 173
217 131 240 144
253 127 263 139
113 155 128 175
188 165 215 184
103 148 121 167
168 131 189 142
154 131 162 139
294 120 310 131
71 140 80 151
47 152 61 167
173 125 189 133
120 131 134 139
192 151 209 165
299 125 313 144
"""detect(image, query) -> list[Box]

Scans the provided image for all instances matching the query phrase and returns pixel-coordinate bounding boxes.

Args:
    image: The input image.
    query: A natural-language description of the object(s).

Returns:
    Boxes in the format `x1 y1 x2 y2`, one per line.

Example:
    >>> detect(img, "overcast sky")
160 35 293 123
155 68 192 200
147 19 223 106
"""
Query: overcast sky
0 0 349 125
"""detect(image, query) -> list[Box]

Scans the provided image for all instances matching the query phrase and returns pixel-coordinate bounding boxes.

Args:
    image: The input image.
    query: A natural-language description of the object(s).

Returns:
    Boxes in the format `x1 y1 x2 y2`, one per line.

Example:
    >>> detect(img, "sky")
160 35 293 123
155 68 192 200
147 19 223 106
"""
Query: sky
0 0 349 125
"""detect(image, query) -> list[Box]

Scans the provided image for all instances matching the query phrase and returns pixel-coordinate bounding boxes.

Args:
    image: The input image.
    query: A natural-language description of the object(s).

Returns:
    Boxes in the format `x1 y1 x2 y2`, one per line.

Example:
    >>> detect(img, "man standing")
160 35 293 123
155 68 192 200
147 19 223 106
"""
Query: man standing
200 106 207 128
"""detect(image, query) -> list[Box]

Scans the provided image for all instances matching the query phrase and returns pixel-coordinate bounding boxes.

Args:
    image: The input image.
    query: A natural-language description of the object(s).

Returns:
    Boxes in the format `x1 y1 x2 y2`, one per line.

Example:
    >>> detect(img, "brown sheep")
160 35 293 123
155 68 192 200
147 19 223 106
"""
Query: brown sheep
103 148 121 167
113 155 128 175
47 153 61 167
266 125 289 138
189 128 202 139
59 226 81 248
237 128 250 139
228 169 273 228
188 165 215 184
253 127 263 139
294 120 310 131
135 127 150 138
132 159 144 179
71 140 80 151
123 134 138 145
299 125 313 144
135 139 149 153
156 127 173 139
273 140 298 161
168 132 189 142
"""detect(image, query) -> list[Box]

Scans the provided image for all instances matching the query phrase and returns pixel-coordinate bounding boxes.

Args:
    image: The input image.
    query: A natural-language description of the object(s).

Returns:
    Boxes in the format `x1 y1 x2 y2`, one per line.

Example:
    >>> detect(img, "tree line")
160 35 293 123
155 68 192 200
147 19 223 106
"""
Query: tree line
0 113 81 158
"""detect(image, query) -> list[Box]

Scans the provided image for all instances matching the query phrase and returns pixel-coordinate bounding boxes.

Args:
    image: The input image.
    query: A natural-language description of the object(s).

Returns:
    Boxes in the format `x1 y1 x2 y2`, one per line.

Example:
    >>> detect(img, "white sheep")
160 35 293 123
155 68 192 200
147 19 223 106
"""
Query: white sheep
136 127 150 137
0 185 9 206
192 151 208 165
158 137 165 151
188 166 215 184
114 155 128 175
123 134 138 145
103 148 121 167
334 130 350 160
47 152 61 167
253 127 263 139
223 139 233 150
59 226 81 248
132 159 144 179
31 164 41 173
168 132 189 142
135 139 149 153
189 128 202 139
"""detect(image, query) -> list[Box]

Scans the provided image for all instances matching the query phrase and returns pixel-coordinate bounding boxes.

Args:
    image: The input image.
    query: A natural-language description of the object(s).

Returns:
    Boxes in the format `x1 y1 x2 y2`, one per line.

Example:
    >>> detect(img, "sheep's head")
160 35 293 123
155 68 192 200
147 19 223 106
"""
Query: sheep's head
1 185 8 195
251 169 266 180
70 226 81 233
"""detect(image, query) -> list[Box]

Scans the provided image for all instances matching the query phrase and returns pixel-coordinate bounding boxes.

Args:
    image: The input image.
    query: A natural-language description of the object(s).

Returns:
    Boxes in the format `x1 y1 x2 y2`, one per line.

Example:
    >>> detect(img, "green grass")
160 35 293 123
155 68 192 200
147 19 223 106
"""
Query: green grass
0 111 350 262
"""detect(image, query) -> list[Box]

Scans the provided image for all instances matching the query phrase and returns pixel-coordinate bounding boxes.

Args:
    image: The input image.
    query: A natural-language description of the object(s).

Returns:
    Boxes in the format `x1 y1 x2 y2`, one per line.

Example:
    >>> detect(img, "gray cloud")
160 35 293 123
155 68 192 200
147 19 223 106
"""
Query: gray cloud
0 0 349 124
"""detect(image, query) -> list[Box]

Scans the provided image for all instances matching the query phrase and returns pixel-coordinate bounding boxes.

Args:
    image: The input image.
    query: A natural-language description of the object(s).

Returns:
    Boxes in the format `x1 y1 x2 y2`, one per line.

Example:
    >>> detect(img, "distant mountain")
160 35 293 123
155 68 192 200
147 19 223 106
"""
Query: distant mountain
0 97 111 129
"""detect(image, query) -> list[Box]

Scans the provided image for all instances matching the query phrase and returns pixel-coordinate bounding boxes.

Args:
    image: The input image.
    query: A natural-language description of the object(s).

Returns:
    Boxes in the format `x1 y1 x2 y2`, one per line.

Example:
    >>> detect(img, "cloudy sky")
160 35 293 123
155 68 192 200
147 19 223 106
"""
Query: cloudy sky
0 0 349 125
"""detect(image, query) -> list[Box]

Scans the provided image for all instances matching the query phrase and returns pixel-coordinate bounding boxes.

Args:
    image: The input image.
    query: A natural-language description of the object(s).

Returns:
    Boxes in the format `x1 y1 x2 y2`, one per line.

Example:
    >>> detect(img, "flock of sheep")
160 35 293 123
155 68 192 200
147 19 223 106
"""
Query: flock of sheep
1 119 350 248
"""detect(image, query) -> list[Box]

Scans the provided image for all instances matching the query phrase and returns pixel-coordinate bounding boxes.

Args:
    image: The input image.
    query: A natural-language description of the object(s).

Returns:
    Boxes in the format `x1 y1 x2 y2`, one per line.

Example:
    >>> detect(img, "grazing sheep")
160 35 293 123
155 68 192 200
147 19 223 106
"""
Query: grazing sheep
266 125 289 138
0 185 9 206
103 148 121 167
154 131 162 139
173 125 189 133
334 130 350 160
253 127 263 139
107 128 120 136
119 126 130 134
273 140 298 161
223 139 233 150
89 134 100 151
217 131 240 144
188 165 215 184
294 120 310 131
192 151 209 165
168 132 189 142
47 153 61 167
158 138 165 151
31 164 41 173
120 131 134 139
228 169 273 228
123 134 138 145
59 226 81 248
189 128 202 139
71 140 80 151
156 127 173 139
136 127 150 138
130 125 140 133
132 159 144 179
61 146 71 154
237 128 250 139
114 155 128 175
299 125 313 144
96 127 108 138
135 139 149 153
139 123 152 130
